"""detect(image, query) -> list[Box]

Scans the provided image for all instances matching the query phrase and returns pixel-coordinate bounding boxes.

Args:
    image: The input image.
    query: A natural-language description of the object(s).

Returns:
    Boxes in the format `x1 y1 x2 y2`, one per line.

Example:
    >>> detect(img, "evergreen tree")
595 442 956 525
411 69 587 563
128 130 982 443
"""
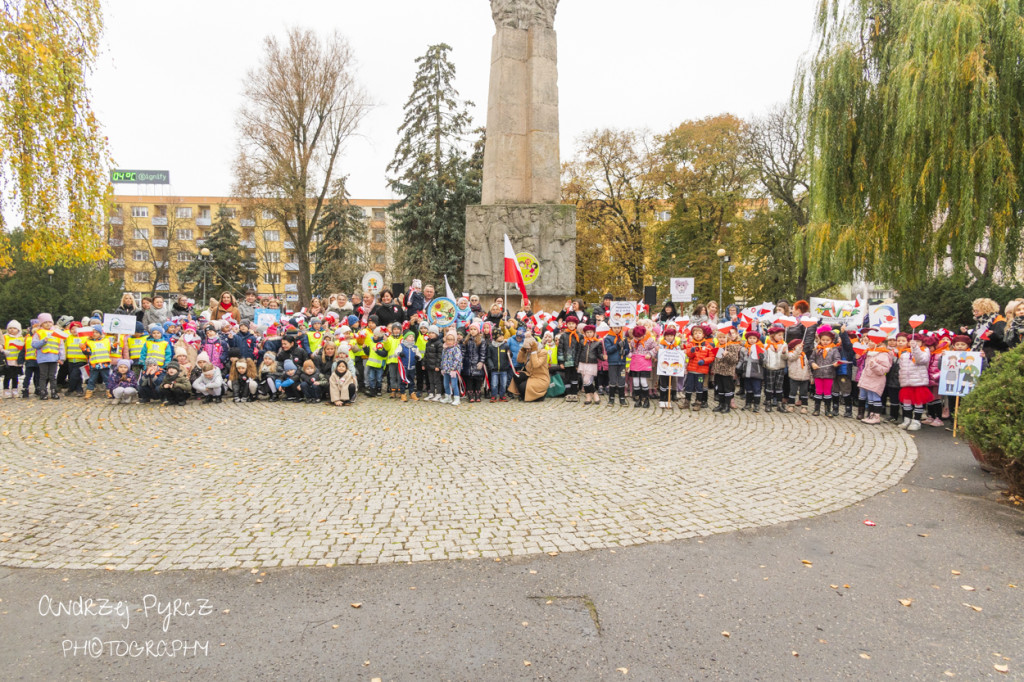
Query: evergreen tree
313 179 370 296
387 43 480 285
803 0 1024 286
178 207 254 299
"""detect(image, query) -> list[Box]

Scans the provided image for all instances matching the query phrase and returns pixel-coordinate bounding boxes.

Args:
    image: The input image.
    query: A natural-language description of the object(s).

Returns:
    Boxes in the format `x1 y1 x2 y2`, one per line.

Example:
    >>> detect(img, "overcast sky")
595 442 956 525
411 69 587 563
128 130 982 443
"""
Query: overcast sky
92 0 820 200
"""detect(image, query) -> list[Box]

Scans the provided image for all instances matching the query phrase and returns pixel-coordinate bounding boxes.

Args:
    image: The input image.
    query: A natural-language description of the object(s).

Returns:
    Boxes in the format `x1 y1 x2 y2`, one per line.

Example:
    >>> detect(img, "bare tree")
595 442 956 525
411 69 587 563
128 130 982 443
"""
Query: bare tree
233 27 372 306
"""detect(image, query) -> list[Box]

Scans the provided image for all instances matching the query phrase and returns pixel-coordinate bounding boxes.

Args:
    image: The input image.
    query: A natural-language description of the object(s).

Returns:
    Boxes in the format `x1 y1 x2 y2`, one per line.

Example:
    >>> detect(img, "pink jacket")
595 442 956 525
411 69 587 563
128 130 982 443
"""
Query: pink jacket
857 350 893 396
897 346 930 387
628 337 657 373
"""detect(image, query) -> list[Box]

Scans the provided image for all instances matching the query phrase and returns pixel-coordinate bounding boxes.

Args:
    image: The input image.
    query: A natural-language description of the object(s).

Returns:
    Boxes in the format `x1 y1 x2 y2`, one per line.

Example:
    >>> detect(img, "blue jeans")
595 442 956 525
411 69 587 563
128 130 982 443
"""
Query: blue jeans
490 370 509 398
367 366 383 391
443 373 459 396
87 366 110 390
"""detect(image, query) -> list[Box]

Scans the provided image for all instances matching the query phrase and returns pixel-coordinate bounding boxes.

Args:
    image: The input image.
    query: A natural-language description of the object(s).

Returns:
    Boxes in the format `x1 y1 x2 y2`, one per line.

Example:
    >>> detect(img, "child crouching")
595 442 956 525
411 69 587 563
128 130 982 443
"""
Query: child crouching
107 359 138 404
230 358 259 402
329 361 357 406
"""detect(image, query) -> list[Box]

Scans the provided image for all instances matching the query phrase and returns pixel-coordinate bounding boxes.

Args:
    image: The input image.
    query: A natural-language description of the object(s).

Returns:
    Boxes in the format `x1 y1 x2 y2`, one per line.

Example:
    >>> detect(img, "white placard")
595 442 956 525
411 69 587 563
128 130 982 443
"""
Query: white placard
608 301 637 328
670 278 695 303
103 314 137 335
657 348 687 377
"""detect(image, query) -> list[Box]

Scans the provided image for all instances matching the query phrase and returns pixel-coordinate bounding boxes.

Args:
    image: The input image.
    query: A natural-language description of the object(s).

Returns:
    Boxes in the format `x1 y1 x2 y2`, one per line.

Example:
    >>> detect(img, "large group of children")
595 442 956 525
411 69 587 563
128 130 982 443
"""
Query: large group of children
3 283 1022 433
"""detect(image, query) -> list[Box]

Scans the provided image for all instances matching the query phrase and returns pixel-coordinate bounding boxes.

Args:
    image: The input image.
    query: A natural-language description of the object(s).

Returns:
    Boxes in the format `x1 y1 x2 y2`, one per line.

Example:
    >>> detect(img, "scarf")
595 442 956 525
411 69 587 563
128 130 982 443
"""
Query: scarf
971 313 997 351
220 301 233 311
1007 315 1024 341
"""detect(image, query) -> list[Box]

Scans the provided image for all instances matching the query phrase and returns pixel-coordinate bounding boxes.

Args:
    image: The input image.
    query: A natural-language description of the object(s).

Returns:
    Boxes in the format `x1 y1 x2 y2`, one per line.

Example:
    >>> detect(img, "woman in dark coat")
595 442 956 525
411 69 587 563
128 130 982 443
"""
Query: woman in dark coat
369 291 405 328
115 293 143 322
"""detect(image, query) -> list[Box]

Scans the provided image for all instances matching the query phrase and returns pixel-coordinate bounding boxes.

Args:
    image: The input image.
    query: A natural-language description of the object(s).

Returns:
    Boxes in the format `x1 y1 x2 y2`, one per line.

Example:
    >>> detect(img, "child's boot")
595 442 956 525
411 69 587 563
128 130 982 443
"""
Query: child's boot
812 399 821 416
84 389 93 400
451 394 461 406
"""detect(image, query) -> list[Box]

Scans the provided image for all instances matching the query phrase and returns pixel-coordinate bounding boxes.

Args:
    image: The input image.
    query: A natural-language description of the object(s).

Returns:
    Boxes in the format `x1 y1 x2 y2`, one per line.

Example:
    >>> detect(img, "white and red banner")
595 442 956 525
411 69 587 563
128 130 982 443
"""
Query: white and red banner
503 234 530 307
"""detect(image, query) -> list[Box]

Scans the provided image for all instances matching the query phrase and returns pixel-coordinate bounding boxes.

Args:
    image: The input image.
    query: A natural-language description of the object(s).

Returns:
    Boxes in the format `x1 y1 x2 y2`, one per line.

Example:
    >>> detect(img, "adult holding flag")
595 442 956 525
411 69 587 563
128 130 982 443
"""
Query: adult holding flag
503 234 530 309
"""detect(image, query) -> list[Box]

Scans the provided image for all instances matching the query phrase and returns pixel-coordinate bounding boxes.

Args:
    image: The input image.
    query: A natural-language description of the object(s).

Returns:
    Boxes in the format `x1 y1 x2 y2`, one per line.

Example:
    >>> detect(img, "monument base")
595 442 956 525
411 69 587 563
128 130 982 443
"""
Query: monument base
464 203 576 301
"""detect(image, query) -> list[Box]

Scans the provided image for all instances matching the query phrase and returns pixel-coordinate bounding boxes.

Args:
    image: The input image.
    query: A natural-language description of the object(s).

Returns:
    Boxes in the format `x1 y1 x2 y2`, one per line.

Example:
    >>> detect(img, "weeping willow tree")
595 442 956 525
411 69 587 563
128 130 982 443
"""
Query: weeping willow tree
801 0 1024 285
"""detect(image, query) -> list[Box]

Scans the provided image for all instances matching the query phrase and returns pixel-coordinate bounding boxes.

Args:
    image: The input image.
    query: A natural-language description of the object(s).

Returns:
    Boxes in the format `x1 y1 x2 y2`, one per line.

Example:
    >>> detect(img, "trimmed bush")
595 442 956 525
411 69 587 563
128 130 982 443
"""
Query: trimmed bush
959 343 1024 496
895 276 1021 332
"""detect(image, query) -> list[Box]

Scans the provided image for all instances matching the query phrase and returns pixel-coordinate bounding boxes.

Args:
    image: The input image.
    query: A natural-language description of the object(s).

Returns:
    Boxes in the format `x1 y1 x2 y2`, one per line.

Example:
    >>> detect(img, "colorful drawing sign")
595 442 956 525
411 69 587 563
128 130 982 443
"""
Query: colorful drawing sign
426 297 458 328
670 278 695 303
809 297 866 328
608 301 637 328
517 252 540 285
657 348 687 377
938 351 984 397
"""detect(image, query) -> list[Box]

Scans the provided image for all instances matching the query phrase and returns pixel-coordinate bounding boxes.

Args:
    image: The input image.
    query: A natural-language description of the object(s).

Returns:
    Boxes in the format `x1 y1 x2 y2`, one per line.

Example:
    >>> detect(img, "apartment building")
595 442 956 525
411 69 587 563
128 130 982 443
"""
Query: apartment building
107 195 396 303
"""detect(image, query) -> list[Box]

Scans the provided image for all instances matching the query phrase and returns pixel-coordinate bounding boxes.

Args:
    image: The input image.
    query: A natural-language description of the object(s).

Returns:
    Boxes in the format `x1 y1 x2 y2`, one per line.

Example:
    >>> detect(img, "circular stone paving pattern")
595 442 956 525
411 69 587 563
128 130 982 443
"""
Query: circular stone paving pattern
0 399 916 570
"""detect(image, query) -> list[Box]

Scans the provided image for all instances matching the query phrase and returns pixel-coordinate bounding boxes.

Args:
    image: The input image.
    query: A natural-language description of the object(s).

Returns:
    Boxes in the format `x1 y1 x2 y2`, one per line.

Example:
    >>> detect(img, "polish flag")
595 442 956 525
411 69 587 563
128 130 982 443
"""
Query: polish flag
503 234 529 307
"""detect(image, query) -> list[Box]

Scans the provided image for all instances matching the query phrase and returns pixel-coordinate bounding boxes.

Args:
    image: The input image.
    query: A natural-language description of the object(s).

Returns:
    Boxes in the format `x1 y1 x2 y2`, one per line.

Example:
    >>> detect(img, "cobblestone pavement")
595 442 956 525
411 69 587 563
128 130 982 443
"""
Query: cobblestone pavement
0 397 916 570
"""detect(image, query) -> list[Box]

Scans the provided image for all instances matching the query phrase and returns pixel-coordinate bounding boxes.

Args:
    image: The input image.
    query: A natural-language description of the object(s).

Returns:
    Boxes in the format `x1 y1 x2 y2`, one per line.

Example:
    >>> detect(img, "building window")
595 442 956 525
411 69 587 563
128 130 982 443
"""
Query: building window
372 229 386 243
263 273 280 284
176 251 193 262
264 229 280 242
287 252 299 263
265 252 281 263
133 227 149 240
133 250 149 261
155 205 167 218
221 207 237 218
198 206 211 220
373 209 385 221
133 271 150 283
176 229 193 240
175 206 193 219
375 255 386 266
131 206 148 218
262 210 275 220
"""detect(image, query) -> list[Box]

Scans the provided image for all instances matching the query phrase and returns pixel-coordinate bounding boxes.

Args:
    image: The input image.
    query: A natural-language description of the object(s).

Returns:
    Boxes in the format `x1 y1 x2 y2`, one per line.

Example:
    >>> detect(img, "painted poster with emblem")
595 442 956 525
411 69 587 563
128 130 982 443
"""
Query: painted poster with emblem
427 297 458 328
361 271 384 295
517 252 540 285
103 314 137 336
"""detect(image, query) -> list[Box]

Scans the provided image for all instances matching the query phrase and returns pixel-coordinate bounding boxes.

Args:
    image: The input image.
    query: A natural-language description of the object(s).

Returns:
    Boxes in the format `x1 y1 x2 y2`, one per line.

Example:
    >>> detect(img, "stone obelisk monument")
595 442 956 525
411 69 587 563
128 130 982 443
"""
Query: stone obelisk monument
464 0 576 303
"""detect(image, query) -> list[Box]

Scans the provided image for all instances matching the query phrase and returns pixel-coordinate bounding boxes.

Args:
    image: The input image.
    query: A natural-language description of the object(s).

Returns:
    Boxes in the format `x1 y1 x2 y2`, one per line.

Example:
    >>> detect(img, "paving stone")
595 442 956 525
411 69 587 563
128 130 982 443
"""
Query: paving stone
0 397 916 570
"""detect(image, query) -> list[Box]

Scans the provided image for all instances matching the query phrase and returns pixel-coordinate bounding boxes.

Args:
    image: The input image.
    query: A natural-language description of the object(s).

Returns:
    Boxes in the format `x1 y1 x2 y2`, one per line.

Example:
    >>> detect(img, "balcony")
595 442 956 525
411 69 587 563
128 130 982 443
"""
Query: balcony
109 259 125 269
155 283 170 292
196 217 212 227
152 216 168 227
152 239 168 248
284 262 299 272
108 238 124 247
195 239 205 247
240 219 255 227
109 216 123 225
285 284 298 292
283 240 295 250
286 294 299 302
287 220 297 228
240 239 256 248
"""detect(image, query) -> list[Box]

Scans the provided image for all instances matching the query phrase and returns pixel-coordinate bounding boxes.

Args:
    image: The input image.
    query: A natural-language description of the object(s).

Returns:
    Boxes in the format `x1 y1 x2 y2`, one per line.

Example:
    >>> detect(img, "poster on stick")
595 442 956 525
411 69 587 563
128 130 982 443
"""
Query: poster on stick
670 278 695 303
938 351 984 397
608 301 638 328
657 349 687 377
103 314 137 336
868 303 900 336
809 297 866 328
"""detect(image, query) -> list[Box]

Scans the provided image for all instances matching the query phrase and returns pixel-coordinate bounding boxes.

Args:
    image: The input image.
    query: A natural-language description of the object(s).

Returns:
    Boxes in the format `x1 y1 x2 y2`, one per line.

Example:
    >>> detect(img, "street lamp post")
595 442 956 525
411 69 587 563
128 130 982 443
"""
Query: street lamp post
716 249 727 314
199 247 212 303
46 268 54 284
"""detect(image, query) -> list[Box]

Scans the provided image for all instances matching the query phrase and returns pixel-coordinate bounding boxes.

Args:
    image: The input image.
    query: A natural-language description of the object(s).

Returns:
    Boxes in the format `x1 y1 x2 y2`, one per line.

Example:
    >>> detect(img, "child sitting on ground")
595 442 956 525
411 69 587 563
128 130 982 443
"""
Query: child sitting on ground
107 359 138 404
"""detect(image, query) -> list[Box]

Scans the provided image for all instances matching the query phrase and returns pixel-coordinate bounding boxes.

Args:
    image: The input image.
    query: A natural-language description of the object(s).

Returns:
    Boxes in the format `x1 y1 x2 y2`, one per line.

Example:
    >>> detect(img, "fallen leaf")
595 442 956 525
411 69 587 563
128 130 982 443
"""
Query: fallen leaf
899 599 913 607
522 622 528 627
222 609 230 614
616 668 628 675
860 653 871 660
332 624 339 629
830 584 839 589
951 570 961 576
844 584 851 589
901 488 908 493
801 559 813 566
792 651 799 657
721 631 730 638
350 602 362 608
962 603 982 612
918 533 929 538
863 520 876 527
943 670 955 677
961 585 975 591
363 661 370 666
548 552 558 557
529 570 537 574
994 664 1009 673
524 661 531 666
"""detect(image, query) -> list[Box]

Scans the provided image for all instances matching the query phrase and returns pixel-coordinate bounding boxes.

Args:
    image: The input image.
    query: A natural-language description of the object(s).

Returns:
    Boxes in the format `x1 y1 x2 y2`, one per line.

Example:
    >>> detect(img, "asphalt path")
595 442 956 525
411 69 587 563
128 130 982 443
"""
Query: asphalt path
1 429 1022 681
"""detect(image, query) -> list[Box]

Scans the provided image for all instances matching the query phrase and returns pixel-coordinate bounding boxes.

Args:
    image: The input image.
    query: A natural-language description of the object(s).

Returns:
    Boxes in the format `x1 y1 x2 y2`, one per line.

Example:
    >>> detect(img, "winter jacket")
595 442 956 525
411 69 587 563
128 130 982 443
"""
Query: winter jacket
299 368 327 391
398 343 420 372
738 343 765 379
229 331 258 359
711 342 741 377
160 369 191 394
557 331 583 368
685 340 716 374
485 340 513 373
370 303 405 328
237 300 257 325
462 337 486 377
896 346 930 388
312 351 339 376
200 337 229 369
810 344 840 380
507 334 526 370
31 329 66 363
835 331 855 377
927 349 943 388
603 333 629 367
786 347 810 382
423 336 444 370
761 341 789 371
856 349 893 396
192 367 224 393
628 336 657 373
578 338 604 366
106 370 138 392
441 344 463 374
329 368 358 401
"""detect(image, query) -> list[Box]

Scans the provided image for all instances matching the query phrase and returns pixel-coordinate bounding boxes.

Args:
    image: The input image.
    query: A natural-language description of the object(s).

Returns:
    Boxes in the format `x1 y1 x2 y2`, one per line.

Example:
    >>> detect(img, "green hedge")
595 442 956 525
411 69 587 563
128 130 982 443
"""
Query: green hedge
895 276 1022 332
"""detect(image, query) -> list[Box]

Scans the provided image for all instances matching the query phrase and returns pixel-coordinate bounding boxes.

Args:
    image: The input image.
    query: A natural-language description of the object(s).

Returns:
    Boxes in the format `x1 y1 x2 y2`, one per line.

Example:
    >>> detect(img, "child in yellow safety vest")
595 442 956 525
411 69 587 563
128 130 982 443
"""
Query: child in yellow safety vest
2 319 24 398
64 322 90 396
31 312 65 400
83 325 115 398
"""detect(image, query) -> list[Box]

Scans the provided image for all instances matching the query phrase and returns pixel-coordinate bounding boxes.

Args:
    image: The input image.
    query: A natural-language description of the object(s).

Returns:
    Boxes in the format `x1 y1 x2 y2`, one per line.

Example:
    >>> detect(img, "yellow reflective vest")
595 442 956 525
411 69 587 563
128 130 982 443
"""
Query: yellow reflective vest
85 338 113 367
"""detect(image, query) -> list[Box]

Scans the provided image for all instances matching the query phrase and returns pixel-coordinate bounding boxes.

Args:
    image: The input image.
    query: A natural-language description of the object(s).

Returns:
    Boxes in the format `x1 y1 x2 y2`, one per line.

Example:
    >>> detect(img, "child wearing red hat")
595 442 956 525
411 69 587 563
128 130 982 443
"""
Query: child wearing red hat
682 325 715 410
895 332 931 430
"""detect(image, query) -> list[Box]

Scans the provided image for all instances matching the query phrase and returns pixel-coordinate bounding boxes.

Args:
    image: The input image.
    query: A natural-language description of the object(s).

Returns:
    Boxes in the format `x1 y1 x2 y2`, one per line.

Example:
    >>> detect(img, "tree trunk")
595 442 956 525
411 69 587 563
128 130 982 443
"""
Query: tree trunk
795 231 809 301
